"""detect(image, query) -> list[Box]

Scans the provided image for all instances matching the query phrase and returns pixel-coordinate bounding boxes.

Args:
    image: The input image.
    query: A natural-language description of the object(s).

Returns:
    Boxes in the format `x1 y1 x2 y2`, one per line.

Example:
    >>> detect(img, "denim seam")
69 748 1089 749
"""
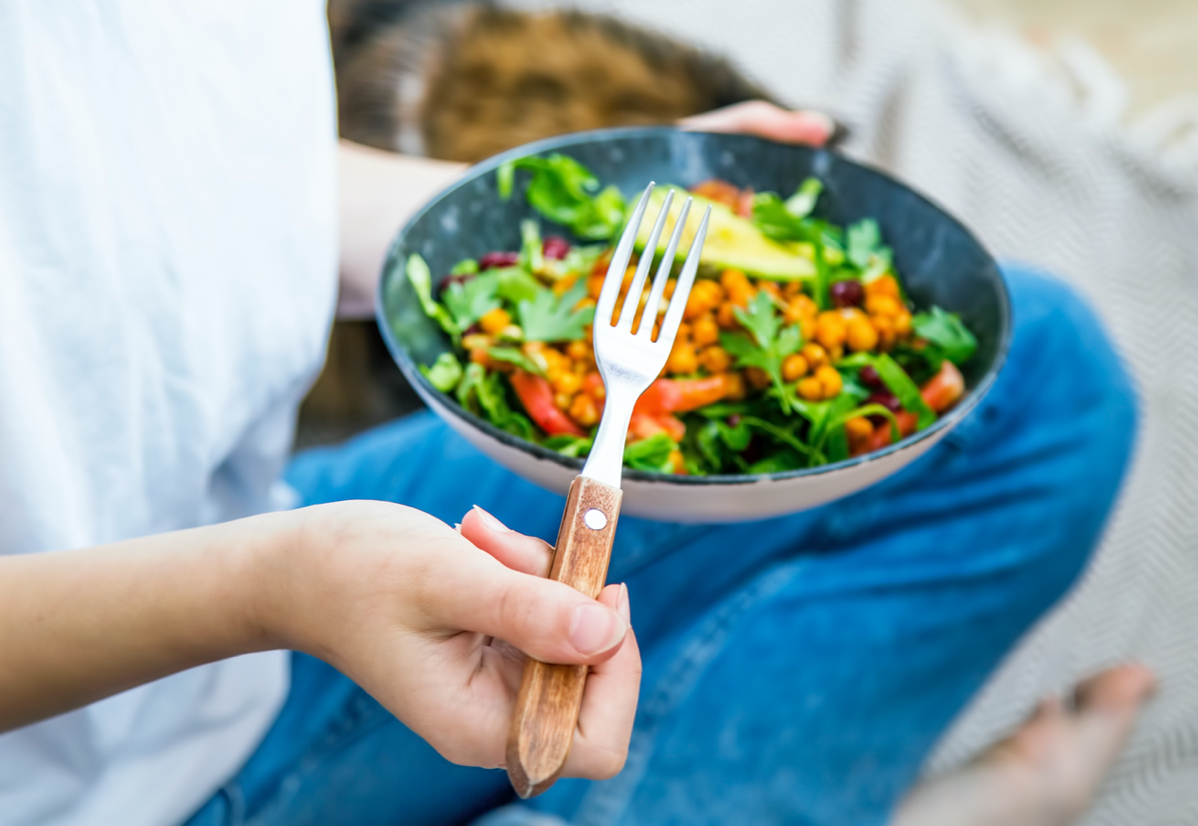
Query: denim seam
573 564 801 826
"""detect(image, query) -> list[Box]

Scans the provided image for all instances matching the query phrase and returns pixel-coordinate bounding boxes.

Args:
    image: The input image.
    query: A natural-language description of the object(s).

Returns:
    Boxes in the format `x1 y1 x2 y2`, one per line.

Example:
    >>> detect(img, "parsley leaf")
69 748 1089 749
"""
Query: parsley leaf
518 278 595 342
722 292 803 414
441 274 499 331
912 306 978 366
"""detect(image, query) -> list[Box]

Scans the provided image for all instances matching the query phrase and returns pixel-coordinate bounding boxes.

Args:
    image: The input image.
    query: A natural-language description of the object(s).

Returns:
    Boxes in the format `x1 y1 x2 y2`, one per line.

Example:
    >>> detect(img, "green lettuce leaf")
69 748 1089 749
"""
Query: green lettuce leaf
518 278 595 342
419 352 463 393
912 306 978 366
406 254 458 337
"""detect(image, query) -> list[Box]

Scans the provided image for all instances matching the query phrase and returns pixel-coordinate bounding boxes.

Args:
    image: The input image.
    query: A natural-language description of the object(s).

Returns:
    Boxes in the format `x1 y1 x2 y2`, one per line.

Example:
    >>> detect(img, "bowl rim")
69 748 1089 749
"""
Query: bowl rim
376 125 1012 487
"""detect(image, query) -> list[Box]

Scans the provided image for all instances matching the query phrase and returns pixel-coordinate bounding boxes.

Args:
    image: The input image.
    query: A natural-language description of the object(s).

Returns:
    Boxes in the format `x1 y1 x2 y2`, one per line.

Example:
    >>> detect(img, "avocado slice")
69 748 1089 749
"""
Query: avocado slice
635 188 816 281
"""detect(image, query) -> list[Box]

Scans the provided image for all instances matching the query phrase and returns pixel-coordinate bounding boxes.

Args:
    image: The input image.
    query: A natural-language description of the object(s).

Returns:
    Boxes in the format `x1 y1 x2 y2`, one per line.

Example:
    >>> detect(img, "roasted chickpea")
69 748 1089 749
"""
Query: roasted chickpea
797 376 824 401
783 294 819 326
801 343 828 369
864 273 901 300
815 311 848 350
684 279 724 320
478 307 511 335
815 365 843 398
667 341 698 375
846 317 878 352
781 353 810 383
551 370 582 396
568 393 600 427
865 294 902 317
720 269 755 308
692 312 720 347
717 301 741 330
699 345 732 374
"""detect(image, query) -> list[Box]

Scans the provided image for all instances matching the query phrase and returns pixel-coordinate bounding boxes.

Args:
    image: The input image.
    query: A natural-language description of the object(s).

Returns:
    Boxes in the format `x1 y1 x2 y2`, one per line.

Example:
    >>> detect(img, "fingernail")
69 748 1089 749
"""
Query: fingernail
471 505 510 533
570 603 627 656
617 583 631 625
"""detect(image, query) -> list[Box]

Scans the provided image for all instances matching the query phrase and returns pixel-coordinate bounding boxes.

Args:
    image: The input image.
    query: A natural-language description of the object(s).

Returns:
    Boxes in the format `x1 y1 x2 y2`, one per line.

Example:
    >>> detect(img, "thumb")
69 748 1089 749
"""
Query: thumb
423 547 628 665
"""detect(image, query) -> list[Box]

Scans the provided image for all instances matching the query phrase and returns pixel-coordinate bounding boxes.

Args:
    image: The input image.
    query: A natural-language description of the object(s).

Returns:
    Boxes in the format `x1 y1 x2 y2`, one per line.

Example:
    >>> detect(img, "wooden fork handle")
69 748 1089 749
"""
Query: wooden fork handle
506 475 622 799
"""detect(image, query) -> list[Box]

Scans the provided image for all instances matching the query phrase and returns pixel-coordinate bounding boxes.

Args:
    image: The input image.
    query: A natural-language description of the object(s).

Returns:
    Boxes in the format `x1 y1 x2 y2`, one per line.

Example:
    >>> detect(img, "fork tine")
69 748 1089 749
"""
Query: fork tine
616 189 674 332
636 196 692 340
594 182 654 330
658 205 712 346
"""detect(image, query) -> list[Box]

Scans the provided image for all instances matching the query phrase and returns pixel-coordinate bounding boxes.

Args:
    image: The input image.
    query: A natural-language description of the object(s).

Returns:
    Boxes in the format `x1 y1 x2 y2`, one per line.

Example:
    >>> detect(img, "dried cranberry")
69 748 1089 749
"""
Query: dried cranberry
830 279 865 308
542 236 571 260
479 251 520 271
867 392 902 413
859 364 885 389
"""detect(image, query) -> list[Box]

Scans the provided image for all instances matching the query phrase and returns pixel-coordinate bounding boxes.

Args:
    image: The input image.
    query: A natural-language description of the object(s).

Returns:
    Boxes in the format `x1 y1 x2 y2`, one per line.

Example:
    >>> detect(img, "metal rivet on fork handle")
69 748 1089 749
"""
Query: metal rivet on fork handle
583 509 607 530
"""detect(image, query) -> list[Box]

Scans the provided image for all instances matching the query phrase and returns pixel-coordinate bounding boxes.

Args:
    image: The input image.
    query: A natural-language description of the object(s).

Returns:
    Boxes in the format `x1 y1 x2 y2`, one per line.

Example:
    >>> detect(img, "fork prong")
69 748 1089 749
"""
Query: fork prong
616 189 673 332
636 196 692 340
594 182 655 331
658 205 712 346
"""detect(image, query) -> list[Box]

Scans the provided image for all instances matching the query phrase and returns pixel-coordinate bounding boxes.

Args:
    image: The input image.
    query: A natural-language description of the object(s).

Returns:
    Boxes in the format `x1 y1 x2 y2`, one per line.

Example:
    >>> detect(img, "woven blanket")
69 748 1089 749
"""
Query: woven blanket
506 0 1198 821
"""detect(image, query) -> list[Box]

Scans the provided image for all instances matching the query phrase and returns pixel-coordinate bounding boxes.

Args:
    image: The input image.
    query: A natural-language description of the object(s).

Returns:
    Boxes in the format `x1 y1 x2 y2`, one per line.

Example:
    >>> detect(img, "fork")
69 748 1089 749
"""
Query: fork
506 183 711 799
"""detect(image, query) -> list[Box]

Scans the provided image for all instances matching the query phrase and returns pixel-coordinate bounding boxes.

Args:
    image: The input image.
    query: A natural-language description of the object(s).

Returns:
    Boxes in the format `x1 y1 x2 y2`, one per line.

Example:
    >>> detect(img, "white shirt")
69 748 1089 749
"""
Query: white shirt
0 3 338 824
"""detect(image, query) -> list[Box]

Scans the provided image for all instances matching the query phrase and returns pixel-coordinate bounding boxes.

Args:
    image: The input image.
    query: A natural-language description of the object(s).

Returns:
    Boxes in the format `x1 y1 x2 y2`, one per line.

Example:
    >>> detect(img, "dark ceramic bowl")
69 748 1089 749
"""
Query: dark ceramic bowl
377 127 1010 522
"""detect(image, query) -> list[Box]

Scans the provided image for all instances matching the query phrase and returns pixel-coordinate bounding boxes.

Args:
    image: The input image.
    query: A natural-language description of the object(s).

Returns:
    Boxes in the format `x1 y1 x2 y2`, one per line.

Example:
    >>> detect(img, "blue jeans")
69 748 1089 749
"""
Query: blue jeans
184 268 1136 826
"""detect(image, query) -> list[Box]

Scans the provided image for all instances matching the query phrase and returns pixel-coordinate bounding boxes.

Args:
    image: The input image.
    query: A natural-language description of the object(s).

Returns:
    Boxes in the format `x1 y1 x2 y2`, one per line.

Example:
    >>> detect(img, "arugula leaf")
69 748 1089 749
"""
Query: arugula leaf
457 363 535 439
497 155 627 240
912 306 978 366
723 293 803 414
441 274 500 331
519 278 595 342
487 347 543 376
839 353 936 430
419 352 463 393
623 432 678 473
784 178 823 219
519 220 544 274
544 434 593 458
406 254 458 337
747 451 806 474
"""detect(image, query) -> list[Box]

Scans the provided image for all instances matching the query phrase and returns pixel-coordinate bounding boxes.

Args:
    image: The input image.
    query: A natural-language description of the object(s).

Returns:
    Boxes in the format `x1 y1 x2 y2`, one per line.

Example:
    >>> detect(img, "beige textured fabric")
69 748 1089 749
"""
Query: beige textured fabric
507 0 1198 821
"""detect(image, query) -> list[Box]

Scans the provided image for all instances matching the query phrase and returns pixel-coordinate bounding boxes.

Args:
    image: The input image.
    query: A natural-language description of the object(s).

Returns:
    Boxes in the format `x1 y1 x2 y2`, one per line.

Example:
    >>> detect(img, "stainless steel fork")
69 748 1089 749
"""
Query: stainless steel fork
506 183 711 799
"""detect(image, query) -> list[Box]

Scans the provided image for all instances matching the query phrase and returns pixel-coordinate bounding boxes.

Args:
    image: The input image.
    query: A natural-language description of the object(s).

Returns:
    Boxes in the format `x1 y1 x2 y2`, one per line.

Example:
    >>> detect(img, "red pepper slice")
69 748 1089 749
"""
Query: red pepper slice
634 376 733 417
921 361 966 414
629 412 687 444
509 370 585 437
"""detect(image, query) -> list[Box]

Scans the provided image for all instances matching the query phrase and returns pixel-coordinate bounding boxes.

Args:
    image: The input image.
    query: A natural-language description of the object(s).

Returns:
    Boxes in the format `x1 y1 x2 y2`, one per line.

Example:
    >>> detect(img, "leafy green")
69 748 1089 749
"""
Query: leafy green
813 233 832 310
846 219 893 281
784 178 824 219
751 178 824 242
518 278 595 342
545 244 606 281
491 267 543 304
623 432 678 473
450 258 479 276
543 434 593 458
722 292 803 414
519 220 544 274
456 363 535 439
839 352 935 430
913 306 978 366
420 352 463 393
441 273 500 331
406 254 458 337
497 155 627 240
486 347 543 376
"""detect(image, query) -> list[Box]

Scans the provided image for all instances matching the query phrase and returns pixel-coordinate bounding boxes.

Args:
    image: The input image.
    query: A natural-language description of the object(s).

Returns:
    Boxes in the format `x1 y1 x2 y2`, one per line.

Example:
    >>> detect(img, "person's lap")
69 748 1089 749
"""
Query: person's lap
183 267 1137 826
